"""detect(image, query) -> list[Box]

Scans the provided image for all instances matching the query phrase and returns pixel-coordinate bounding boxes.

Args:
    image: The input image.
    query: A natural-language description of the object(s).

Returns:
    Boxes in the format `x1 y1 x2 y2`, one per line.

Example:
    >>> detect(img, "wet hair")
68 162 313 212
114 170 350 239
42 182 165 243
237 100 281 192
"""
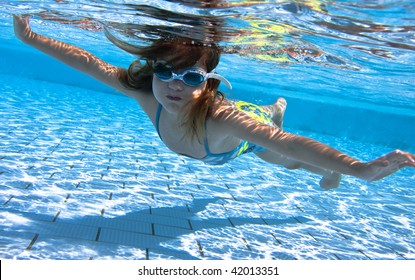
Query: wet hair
107 33 224 141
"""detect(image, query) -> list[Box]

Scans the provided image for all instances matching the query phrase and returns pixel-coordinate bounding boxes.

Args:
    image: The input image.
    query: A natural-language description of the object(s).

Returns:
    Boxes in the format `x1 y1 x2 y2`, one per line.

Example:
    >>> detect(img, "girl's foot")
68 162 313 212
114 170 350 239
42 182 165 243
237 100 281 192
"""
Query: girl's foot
263 97 287 128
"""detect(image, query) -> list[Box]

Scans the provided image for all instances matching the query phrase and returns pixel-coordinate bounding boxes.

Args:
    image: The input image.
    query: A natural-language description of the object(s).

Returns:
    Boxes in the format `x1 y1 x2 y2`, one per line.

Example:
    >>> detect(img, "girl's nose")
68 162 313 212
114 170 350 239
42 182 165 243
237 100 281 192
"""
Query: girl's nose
168 78 184 91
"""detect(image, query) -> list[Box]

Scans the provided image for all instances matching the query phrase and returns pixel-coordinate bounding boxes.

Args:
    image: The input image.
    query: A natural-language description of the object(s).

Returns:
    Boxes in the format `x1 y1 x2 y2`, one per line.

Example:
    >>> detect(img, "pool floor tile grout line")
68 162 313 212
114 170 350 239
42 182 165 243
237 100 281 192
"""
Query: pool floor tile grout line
26 233 40 250
52 211 61 222
3 195 14 205
241 238 252 251
95 227 102 241
358 250 372 260
197 241 204 258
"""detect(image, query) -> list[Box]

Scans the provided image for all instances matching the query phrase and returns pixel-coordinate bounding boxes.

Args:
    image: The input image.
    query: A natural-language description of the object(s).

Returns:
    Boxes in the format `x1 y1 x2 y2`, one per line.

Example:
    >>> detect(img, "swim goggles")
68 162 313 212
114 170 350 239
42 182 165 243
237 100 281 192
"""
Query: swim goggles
153 64 232 89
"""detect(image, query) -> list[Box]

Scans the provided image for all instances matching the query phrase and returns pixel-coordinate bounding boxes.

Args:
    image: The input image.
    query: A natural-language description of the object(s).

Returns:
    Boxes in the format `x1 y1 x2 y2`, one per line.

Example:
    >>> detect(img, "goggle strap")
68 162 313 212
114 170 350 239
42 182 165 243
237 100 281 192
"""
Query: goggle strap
206 73 233 90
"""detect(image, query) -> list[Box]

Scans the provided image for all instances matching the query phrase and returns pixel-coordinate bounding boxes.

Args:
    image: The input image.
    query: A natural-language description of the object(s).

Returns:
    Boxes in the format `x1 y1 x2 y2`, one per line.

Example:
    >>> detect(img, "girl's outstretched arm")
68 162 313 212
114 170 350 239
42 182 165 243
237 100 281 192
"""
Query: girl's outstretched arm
213 105 415 182
13 15 140 97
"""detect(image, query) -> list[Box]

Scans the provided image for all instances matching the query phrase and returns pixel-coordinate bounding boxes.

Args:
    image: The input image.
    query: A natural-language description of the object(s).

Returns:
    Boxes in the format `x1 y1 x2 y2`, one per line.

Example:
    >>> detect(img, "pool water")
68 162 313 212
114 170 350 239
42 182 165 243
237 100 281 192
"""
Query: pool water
1 73 414 260
1 1 415 260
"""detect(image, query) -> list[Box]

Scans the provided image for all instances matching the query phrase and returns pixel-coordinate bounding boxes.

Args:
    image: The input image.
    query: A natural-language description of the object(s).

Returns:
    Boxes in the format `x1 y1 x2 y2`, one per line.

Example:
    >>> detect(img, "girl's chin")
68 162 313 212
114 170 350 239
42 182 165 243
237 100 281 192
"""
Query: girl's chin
162 101 186 115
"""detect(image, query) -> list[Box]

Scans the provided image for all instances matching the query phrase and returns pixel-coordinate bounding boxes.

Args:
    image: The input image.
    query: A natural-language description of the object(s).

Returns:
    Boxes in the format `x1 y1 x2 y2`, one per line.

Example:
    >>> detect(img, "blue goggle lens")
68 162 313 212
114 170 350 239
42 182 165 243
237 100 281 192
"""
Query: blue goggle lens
182 72 204 86
154 65 205 87
154 65 173 80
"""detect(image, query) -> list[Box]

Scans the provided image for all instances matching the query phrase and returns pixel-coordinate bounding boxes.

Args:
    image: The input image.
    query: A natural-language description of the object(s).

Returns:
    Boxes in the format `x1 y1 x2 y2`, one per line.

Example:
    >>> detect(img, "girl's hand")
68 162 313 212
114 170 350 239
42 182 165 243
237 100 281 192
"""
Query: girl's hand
13 15 34 42
360 150 415 182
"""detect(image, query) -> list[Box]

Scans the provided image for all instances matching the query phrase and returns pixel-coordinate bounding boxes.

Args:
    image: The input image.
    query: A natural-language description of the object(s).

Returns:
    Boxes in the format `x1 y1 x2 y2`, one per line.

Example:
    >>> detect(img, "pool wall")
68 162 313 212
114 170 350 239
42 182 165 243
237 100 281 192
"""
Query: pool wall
2 43 414 149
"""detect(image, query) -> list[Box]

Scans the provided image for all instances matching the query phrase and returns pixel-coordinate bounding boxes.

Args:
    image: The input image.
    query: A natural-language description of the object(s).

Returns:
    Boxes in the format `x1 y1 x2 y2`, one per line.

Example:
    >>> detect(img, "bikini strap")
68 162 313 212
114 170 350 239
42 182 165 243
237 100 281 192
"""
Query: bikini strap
155 103 163 140
156 102 212 155
203 121 213 155
203 137 212 156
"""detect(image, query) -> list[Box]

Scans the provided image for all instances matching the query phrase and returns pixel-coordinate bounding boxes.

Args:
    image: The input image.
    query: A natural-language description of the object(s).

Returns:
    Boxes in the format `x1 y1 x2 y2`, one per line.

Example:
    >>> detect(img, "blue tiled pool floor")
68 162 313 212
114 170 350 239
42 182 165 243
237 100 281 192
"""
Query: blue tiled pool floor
1 74 414 260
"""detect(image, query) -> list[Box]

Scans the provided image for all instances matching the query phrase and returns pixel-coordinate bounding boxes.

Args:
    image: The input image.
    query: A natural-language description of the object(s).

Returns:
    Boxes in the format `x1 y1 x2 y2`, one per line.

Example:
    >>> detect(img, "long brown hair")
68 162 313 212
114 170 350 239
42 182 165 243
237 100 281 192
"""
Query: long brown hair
107 32 224 141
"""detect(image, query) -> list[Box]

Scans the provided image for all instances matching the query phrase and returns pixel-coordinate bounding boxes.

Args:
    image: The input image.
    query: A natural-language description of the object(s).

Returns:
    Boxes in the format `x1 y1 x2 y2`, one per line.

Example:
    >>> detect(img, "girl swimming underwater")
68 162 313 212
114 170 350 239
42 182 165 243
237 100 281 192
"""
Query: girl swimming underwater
13 15 415 190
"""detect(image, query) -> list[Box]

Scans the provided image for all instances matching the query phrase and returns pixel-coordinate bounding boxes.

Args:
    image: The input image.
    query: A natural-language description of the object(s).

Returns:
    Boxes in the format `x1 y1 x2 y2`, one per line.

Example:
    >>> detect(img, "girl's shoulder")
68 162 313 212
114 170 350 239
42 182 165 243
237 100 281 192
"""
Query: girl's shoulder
210 98 233 115
209 98 243 124
211 96 236 110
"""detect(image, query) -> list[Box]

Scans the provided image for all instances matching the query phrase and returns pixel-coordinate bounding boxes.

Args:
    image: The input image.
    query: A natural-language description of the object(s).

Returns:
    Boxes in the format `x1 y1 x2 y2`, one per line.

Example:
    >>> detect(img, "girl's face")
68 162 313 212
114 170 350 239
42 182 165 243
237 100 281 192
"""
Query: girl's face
152 58 207 115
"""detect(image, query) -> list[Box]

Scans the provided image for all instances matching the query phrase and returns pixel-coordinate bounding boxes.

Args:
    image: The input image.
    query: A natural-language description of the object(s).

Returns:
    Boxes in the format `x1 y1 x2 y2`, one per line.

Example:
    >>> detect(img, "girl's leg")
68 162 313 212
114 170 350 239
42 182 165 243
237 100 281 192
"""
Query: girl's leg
255 150 342 190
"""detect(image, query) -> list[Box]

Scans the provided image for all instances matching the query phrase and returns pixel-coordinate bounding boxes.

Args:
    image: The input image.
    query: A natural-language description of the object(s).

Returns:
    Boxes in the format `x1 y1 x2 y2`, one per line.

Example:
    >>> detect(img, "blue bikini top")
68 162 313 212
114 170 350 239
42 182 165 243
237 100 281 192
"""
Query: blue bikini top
155 103 258 165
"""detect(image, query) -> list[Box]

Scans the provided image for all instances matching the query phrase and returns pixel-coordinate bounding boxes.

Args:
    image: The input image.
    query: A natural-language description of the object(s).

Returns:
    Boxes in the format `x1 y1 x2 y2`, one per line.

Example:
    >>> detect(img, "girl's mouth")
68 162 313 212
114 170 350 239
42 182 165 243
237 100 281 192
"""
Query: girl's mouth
167 95 182 101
